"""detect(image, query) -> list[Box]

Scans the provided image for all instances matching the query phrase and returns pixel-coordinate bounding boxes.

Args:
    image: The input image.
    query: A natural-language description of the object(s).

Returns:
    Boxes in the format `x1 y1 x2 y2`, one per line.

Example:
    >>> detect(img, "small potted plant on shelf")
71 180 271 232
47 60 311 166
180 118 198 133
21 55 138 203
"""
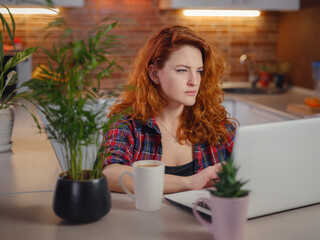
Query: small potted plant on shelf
193 158 250 240
258 61 291 89
258 63 275 87
23 7 128 222
273 61 291 89
0 4 39 152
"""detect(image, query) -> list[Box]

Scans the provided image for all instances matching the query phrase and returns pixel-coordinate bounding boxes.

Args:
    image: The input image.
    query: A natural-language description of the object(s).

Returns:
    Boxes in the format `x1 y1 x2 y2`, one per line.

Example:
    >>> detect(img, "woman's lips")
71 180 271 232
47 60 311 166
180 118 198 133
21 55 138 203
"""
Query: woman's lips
185 91 197 96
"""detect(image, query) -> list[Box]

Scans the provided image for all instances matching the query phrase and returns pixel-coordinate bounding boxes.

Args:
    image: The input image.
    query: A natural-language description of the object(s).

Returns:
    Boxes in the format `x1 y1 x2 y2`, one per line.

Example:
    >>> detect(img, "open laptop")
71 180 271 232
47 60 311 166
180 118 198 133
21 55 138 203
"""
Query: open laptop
164 117 320 219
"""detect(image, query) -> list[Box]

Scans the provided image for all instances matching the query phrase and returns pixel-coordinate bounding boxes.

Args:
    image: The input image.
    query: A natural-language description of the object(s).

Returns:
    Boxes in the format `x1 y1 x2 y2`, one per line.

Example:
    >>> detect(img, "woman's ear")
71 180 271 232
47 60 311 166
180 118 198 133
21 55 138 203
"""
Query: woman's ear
149 64 160 85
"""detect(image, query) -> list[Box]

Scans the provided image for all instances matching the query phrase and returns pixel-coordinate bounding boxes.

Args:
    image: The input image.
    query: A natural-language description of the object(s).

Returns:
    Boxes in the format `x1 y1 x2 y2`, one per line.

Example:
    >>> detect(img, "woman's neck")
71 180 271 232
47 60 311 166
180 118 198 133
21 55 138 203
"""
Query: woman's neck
156 104 184 124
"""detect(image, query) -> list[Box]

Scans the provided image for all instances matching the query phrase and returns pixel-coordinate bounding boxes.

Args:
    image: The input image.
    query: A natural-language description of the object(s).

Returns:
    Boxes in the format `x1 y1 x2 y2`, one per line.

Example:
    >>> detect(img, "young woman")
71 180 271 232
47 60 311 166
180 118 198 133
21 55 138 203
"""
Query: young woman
98 25 237 194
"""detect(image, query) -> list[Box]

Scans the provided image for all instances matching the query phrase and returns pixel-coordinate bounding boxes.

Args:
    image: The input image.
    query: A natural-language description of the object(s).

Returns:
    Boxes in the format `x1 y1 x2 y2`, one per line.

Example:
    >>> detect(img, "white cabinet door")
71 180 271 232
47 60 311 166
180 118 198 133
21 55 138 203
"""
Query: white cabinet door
17 0 84 7
223 99 293 126
160 0 234 9
247 107 291 125
159 0 300 10
223 100 250 126
222 99 235 118
1 0 17 5
16 56 32 94
237 0 300 11
234 101 251 126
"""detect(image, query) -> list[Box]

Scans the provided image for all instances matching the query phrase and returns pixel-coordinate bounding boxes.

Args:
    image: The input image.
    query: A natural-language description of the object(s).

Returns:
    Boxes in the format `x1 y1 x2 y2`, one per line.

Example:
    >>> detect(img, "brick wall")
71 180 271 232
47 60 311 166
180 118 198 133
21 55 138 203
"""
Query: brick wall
7 0 281 90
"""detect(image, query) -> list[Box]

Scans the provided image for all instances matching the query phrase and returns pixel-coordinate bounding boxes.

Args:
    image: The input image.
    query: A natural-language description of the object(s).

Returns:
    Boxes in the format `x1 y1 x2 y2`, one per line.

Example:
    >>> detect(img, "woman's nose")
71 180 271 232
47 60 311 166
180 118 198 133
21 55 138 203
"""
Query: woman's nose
187 72 199 86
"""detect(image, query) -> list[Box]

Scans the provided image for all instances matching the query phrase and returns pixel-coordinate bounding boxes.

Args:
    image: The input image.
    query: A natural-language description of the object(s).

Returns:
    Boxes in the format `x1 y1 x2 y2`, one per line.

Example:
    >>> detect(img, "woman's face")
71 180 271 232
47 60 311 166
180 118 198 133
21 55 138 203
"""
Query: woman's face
152 45 203 108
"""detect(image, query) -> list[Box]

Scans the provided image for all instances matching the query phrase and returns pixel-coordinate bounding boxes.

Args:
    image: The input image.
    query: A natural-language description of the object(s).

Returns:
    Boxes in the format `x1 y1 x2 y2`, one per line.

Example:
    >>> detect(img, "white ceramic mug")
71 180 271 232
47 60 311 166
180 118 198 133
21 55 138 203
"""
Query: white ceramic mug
119 160 165 211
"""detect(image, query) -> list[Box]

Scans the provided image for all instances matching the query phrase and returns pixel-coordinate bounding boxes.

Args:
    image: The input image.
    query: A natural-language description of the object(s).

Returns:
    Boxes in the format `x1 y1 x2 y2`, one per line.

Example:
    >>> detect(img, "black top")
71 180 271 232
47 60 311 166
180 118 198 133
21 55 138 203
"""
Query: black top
165 161 194 176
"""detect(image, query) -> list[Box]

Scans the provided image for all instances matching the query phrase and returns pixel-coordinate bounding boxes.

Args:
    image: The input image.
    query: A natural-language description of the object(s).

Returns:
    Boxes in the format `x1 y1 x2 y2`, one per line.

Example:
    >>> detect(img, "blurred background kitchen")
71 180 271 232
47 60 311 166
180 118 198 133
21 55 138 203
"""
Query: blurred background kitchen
1 0 319 91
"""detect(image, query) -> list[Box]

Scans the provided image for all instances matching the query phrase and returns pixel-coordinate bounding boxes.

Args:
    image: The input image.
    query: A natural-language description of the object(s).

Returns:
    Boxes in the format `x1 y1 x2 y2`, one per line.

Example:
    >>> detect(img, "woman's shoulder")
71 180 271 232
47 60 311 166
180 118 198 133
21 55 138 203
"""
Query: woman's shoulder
109 114 134 129
109 114 157 132
222 120 237 144
223 120 237 132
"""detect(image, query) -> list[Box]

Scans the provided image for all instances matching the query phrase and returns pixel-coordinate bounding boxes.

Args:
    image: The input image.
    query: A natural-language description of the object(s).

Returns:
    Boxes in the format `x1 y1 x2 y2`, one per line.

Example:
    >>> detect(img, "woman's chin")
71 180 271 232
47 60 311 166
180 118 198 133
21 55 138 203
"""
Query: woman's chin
184 100 196 106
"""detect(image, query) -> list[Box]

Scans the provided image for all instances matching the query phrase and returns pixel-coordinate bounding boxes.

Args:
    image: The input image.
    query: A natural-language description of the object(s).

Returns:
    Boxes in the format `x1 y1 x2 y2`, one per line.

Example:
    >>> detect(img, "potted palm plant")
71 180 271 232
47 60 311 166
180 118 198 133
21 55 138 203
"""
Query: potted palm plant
23 8 128 222
193 159 250 240
0 4 39 152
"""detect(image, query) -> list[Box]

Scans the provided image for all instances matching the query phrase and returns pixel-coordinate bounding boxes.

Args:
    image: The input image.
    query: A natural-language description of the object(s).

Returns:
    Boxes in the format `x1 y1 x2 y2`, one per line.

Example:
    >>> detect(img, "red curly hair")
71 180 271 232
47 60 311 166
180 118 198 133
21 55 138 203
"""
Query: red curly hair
109 25 236 145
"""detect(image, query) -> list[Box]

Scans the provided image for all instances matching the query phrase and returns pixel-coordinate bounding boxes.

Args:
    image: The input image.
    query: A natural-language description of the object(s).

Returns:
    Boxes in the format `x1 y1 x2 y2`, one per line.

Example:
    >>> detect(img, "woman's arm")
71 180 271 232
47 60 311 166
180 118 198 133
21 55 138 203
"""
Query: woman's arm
103 163 222 194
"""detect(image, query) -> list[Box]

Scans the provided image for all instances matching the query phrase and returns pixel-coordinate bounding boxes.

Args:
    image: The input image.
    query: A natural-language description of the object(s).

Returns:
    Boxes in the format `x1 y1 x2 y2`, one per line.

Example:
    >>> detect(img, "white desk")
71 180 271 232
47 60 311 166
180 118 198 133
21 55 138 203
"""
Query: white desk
0 191 320 240
1 104 320 240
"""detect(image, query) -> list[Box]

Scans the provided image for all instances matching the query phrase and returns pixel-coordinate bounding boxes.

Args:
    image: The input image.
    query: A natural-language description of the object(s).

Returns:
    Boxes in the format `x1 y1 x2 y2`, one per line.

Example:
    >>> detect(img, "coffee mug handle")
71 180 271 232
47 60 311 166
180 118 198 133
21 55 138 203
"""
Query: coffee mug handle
192 197 212 230
119 171 135 201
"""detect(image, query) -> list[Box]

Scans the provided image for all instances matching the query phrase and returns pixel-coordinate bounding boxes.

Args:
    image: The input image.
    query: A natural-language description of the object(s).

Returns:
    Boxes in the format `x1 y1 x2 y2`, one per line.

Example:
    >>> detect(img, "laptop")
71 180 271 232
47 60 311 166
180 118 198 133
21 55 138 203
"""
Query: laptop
164 117 320 219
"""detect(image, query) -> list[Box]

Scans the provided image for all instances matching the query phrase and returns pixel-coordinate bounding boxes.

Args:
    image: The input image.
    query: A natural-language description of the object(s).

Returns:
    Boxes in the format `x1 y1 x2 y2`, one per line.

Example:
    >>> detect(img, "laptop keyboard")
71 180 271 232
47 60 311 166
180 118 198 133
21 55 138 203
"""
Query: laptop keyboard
194 201 210 210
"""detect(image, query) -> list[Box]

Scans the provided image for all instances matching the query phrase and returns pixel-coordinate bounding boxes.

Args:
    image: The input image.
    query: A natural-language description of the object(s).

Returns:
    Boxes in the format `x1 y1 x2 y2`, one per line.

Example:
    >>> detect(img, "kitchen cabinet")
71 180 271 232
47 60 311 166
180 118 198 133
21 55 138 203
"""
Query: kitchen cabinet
1 0 18 5
245 105 292 125
1 55 32 95
234 0 300 11
16 57 32 94
159 0 300 11
3 0 84 7
222 99 294 126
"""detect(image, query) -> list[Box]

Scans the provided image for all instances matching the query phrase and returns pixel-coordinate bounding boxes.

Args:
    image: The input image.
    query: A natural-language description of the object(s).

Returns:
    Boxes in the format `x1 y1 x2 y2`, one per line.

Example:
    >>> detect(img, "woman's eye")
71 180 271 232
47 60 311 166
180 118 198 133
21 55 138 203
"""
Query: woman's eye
177 69 187 73
197 69 203 74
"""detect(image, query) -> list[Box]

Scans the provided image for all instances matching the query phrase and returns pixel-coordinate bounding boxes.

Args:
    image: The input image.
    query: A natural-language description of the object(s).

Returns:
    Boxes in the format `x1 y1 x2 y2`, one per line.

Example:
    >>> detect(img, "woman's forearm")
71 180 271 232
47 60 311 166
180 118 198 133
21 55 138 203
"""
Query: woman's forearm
103 163 191 194
103 163 219 194
103 164 134 193
163 174 190 193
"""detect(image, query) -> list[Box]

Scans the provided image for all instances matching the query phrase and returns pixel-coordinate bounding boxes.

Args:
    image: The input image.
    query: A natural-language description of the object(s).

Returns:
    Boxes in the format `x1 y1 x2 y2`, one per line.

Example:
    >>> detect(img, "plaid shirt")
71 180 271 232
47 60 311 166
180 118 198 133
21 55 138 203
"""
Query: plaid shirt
99 115 235 173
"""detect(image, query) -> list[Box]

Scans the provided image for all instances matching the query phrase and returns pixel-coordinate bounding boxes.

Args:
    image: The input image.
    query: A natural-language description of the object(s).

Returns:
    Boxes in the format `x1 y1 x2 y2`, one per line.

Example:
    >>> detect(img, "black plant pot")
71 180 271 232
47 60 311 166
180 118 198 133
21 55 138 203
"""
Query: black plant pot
53 172 111 222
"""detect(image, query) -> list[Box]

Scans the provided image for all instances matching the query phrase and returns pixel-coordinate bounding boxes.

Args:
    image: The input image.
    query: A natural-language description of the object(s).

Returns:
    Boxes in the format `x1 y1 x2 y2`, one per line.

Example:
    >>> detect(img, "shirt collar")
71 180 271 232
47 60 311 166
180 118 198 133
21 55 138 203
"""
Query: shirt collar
145 116 203 147
145 116 161 135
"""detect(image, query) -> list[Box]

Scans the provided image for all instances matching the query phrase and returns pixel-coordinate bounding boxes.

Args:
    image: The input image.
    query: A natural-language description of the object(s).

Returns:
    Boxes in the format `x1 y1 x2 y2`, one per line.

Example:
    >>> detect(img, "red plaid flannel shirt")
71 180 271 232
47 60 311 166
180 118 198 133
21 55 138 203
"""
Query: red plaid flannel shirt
98 115 235 173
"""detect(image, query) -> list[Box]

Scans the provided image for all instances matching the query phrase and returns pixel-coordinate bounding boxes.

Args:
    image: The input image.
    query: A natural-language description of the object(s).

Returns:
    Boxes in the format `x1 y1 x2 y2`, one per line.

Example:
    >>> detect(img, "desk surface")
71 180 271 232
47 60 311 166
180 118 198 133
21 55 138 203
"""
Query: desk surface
0 191 320 240
1 104 320 240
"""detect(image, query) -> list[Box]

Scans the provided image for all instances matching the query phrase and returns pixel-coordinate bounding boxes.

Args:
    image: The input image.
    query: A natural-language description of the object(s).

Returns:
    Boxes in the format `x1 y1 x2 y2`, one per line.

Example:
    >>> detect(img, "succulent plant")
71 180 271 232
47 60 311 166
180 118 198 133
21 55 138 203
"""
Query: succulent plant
209 158 249 198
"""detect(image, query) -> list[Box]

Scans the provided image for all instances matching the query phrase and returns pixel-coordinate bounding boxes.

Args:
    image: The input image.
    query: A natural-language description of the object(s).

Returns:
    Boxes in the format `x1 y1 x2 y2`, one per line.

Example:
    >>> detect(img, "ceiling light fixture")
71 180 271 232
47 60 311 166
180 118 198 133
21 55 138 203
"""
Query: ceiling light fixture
0 8 59 15
183 9 261 17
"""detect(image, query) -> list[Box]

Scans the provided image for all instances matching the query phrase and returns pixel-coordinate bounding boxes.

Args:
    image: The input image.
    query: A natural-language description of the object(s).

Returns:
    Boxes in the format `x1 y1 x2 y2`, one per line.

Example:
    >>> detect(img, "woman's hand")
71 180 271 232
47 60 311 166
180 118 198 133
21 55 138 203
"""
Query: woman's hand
186 163 223 190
